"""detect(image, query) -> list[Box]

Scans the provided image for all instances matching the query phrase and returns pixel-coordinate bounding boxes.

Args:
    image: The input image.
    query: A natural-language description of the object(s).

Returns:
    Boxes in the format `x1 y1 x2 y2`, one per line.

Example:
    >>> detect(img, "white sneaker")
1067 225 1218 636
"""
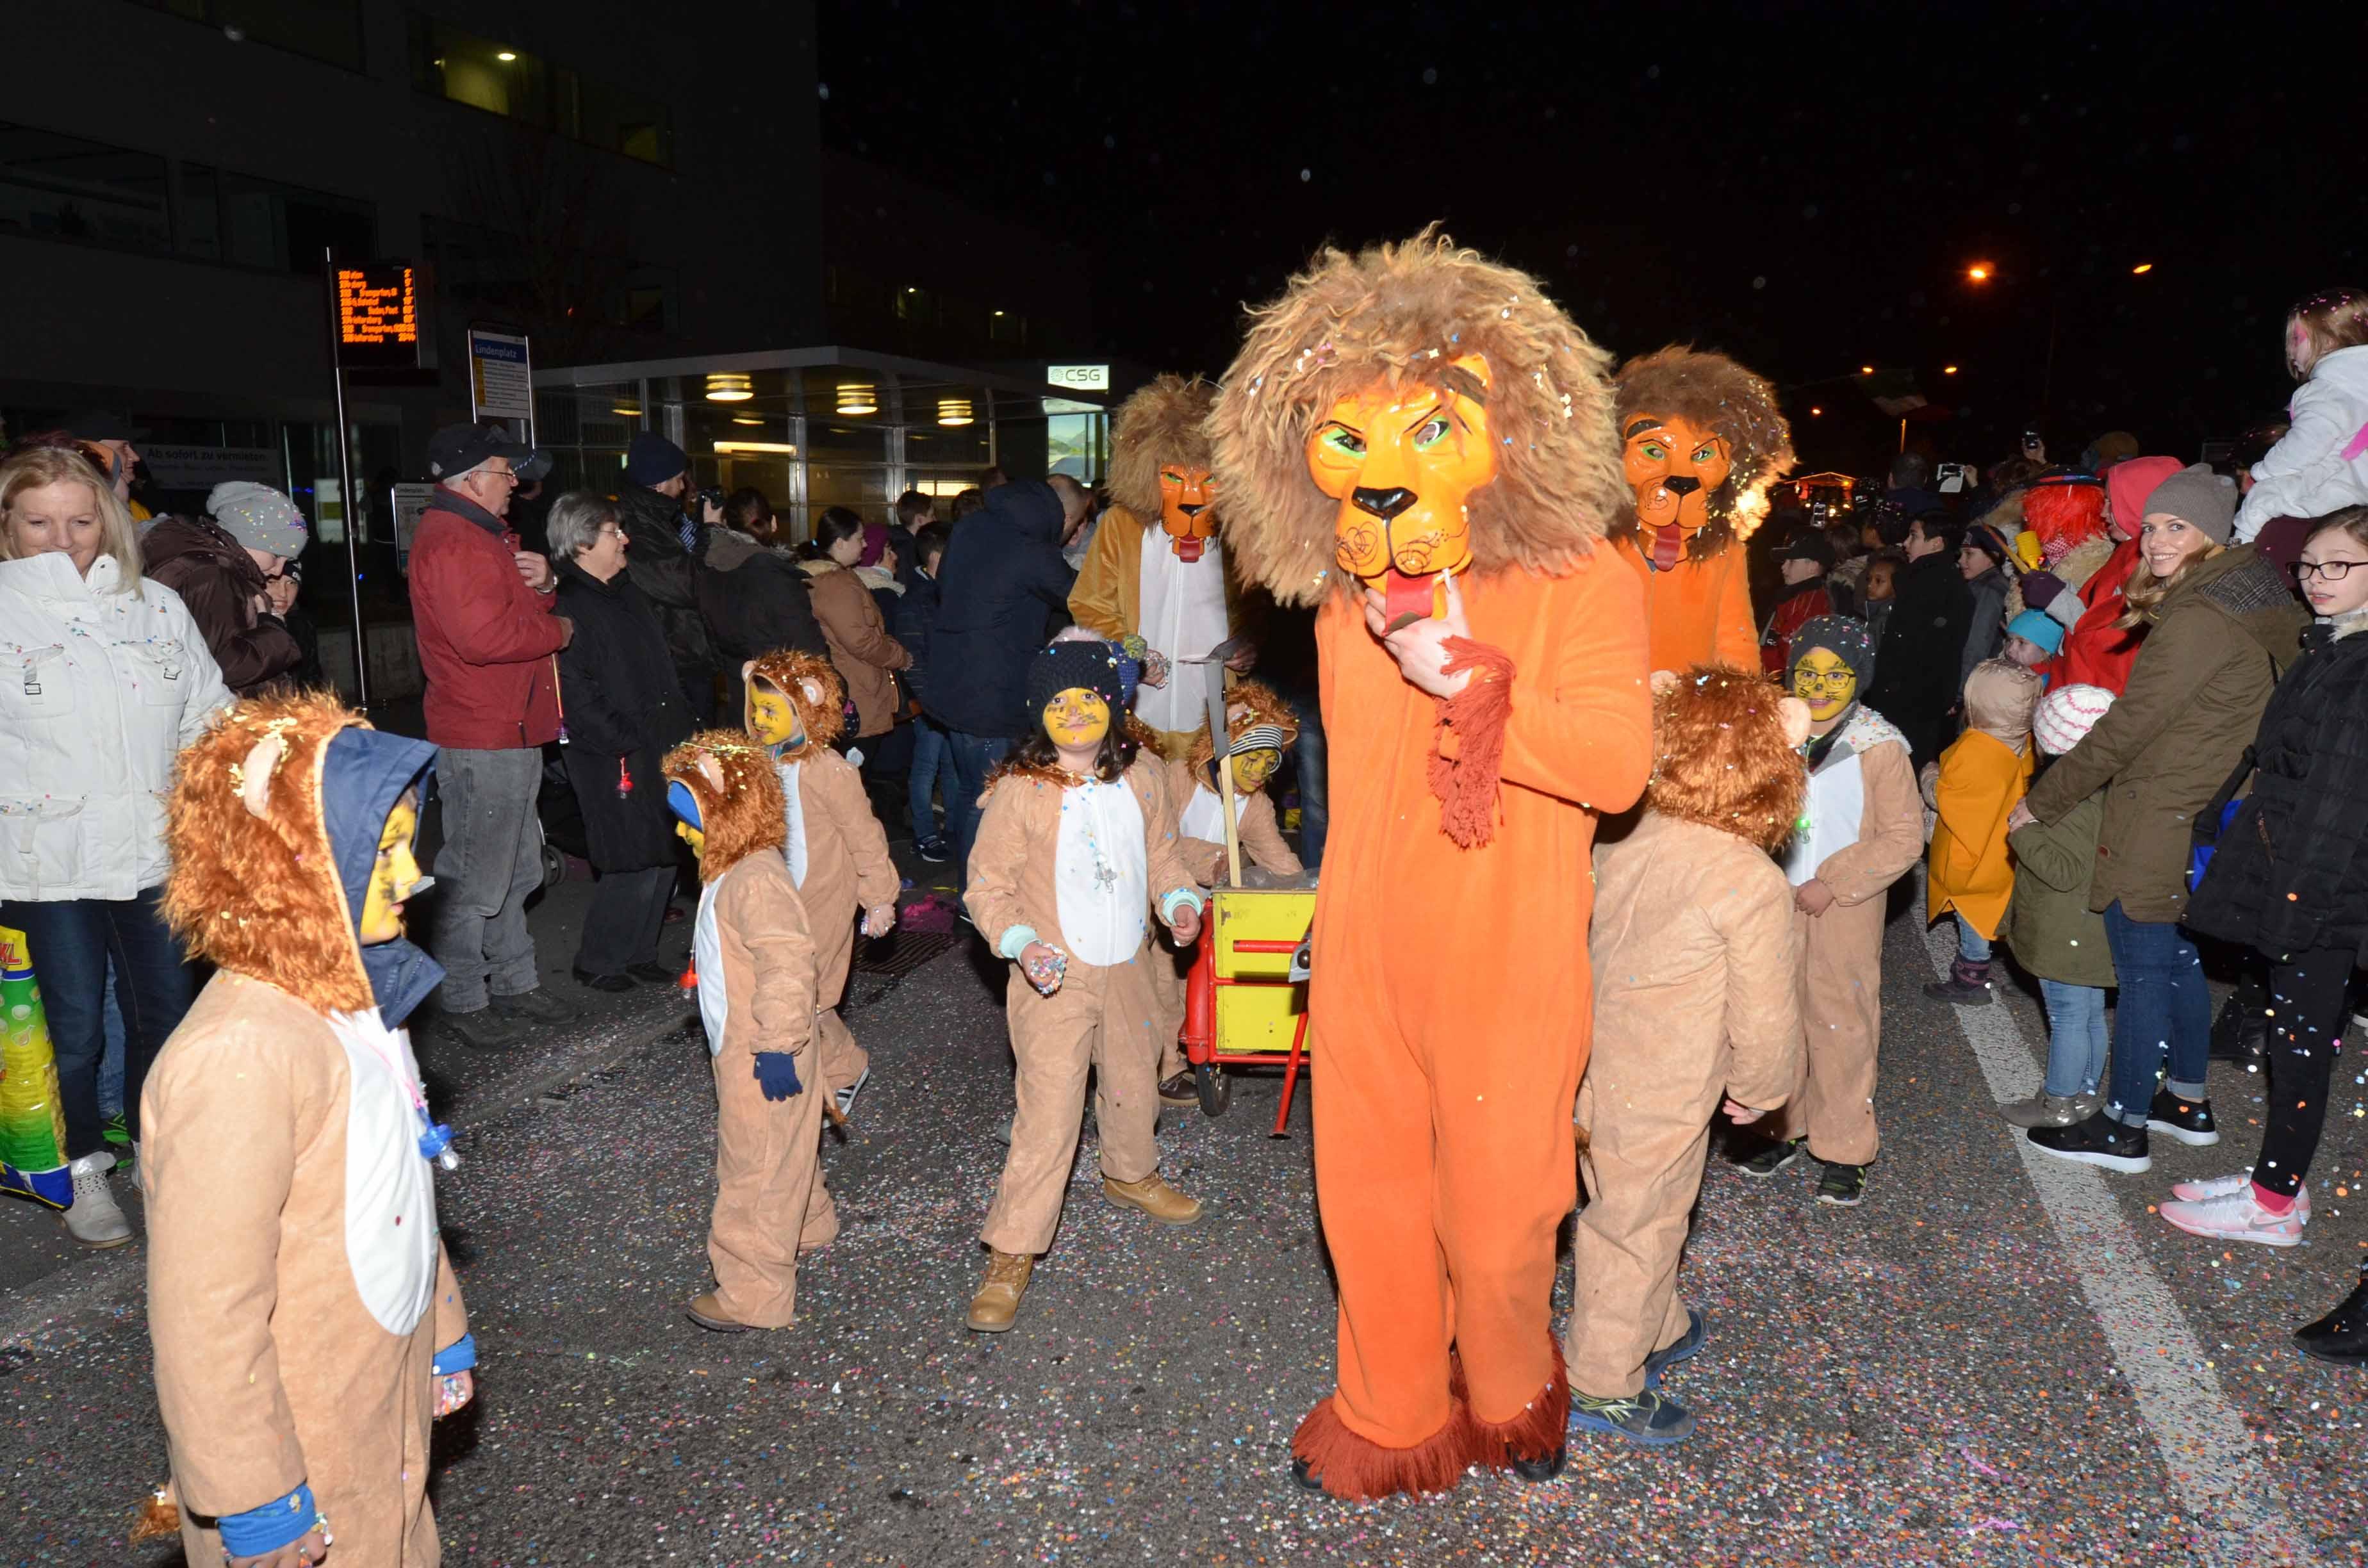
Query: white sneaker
59 1152 132 1248
2170 1170 2310 1220
2157 1188 2305 1248
834 1067 871 1118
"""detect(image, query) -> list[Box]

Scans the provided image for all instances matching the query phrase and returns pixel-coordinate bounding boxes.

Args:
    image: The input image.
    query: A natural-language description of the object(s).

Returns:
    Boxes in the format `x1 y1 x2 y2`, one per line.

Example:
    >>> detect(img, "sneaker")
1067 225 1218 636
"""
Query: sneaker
1104 1172 1203 1226
101 1112 131 1148
1643 1307 1706 1389
2028 1109 2151 1173
2000 1091 2090 1129
570 967 634 993
493 987 578 1025
1734 1136 1805 1179
1157 1071 1198 1106
2169 1170 2312 1220
1568 1387 1695 1446
2294 1275 2368 1366
2144 1087 2219 1147
440 1006 522 1051
834 1066 870 1118
1921 958 1993 1005
58 1153 131 1248
916 835 950 863
1816 1159 1869 1207
966 1250 1033 1332
2158 1187 2305 1248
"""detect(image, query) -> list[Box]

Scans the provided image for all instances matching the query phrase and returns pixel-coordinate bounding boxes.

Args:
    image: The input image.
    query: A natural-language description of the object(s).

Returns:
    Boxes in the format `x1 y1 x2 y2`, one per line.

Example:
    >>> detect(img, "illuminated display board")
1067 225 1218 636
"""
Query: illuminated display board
334 264 421 368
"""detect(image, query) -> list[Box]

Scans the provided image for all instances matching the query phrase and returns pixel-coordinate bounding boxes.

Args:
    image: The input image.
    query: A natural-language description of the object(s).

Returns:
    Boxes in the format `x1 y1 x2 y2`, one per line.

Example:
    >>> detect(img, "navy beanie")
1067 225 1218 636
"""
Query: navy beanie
625 433 689 487
1024 641 1128 724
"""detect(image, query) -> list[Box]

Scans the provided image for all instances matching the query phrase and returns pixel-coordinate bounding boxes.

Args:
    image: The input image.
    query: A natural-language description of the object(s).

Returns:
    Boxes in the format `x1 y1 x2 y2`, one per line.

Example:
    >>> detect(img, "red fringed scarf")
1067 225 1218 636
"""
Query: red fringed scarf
1427 637 1516 847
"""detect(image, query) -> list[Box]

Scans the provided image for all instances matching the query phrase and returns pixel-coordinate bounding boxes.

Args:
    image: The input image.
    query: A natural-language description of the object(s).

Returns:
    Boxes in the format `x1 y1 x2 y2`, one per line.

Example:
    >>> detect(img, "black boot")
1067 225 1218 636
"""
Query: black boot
2295 1274 2368 1366
2209 970 2269 1062
1922 956 1993 1004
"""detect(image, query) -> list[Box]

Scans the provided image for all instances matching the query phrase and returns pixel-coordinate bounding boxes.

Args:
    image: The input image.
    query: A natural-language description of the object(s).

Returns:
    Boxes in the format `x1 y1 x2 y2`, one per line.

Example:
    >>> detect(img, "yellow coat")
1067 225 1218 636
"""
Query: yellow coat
1067 505 1247 641
1926 730 2033 939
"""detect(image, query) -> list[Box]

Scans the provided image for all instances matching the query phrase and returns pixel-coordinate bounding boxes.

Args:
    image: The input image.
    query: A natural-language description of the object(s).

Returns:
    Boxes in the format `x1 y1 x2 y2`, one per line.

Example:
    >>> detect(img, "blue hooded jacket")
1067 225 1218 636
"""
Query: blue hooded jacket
921 481 1078 737
320 727 445 1028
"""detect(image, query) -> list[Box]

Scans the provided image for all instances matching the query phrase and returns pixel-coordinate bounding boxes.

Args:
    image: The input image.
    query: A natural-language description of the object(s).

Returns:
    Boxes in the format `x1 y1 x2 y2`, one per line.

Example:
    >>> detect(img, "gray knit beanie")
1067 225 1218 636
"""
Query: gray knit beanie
207 481 311 558
2140 463 2238 545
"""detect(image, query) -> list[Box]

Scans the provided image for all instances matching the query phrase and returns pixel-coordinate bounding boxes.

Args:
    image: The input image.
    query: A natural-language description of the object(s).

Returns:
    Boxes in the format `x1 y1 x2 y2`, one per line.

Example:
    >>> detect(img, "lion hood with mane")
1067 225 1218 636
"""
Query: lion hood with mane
1110 374 1217 526
1610 346 1795 561
1206 227 1626 607
1184 678 1301 778
743 648 846 756
663 729 787 883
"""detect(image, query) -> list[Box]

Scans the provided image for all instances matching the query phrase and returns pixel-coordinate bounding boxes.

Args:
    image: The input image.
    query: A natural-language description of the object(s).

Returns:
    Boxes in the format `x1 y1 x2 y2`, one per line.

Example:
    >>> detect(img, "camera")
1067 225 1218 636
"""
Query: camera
694 486 727 518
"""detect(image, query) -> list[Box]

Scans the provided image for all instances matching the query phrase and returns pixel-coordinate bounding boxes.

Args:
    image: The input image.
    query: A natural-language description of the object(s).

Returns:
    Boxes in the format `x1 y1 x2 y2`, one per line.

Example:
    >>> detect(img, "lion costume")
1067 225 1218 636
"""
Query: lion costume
1070 374 1250 756
1607 347 1795 673
1210 230 1652 1497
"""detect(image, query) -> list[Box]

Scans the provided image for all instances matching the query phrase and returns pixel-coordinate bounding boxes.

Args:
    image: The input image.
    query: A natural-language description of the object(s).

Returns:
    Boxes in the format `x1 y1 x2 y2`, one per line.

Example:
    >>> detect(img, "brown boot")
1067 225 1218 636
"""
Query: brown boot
1103 1172 1204 1227
966 1250 1033 1332
686 1292 770 1333
1158 1070 1198 1106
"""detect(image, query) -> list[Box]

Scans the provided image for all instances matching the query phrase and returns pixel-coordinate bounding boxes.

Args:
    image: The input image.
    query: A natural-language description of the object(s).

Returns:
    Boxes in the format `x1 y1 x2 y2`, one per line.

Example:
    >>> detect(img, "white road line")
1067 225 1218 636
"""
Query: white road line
1918 915 2323 1568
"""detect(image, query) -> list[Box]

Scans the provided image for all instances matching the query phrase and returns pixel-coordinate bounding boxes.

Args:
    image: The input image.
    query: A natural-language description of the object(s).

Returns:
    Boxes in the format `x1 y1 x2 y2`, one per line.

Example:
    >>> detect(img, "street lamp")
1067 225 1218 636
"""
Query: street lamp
1859 364 1875 375
1943 364 1959 375
2131 262 2154 275
1966 263 1994 283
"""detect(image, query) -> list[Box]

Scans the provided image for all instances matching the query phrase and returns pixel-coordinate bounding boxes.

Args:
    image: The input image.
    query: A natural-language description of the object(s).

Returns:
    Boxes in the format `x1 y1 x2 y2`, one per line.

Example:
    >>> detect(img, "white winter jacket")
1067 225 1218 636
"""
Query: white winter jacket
2234 343 2368 542
0 551 231 902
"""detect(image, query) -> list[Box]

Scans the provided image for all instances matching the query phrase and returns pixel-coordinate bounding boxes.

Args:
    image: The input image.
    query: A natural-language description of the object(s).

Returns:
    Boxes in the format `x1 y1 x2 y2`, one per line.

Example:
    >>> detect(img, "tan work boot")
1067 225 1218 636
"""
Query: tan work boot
966 1250 1033 1332
686 1291 776 1334
1103 1172 1203 1227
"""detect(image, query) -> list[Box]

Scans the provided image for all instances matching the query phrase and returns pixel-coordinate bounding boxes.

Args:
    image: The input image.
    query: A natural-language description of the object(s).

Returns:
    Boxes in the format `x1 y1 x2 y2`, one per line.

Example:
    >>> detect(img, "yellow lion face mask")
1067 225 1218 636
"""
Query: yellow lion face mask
1304 353 1493 625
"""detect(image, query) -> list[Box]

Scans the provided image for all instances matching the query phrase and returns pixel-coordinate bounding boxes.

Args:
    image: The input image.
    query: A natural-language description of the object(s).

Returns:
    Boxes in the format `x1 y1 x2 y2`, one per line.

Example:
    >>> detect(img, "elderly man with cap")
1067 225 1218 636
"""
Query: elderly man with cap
407 422 578 1049
612 432 722 723
140 481 308 696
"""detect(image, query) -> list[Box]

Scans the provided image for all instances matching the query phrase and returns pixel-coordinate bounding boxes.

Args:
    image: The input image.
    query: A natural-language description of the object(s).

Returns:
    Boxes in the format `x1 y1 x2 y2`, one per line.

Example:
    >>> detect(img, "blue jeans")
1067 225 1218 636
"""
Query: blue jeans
2100 901 2211 1125
907 715 950 842
99 960 126 1119
2039 979 2109 1098
943 731 1013 885
0 890 193 1159
1957 920 1991 963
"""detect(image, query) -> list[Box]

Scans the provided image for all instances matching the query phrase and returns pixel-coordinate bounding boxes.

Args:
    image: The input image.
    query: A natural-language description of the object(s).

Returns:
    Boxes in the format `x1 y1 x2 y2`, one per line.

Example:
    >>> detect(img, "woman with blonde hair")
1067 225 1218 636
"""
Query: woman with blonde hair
0 445 230 1246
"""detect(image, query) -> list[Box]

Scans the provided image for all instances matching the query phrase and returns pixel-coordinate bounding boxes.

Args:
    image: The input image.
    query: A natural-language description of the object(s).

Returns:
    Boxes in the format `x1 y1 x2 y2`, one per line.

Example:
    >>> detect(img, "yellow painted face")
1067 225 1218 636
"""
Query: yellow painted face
675 819 705 858
1042 687 1110 750
1158 465 1217 560
1305 353 1492 623
746 683 805 749
358 796 423 946
1228 746 1281 794
1789 646 1857 722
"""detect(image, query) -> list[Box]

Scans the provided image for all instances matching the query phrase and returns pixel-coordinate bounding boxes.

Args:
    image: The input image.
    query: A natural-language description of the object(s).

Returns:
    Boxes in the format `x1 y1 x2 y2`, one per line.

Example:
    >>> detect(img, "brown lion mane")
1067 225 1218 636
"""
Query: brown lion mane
1611 345 1796 560
1207 227 1625 607
1184 678 1300 776
744 648 845 755
1645 664 1805 852
662 729 787 883
1110 374 1217 527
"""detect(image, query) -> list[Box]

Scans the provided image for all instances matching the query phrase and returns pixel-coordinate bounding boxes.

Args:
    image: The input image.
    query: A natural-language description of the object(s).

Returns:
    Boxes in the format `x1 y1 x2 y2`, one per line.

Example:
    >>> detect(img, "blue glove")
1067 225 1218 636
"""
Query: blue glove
752 1052 803 1102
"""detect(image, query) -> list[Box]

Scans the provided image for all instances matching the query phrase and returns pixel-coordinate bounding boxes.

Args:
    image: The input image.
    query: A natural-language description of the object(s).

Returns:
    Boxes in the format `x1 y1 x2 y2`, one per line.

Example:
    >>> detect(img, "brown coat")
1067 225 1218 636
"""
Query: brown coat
803 562 910 737
784 746 898 1094
1159 755 1303 885
146 976 468 1566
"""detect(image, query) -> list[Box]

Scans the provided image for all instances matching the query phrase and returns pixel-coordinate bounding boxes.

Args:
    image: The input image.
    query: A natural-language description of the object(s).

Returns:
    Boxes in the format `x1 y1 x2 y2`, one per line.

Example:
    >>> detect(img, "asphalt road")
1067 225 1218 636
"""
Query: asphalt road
5 877 2365 1567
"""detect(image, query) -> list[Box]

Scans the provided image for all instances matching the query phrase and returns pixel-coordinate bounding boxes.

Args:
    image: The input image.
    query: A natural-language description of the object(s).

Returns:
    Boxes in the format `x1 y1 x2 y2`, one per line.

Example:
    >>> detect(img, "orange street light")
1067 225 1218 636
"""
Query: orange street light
1943 364 1960 375
1859 364 1875 375
1966 263 1994 283
2132 262 2154 275
1810 405 1823 416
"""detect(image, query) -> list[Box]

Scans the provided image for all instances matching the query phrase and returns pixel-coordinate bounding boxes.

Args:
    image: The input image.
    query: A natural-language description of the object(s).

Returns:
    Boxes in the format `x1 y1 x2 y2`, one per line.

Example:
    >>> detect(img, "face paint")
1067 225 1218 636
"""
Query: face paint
359 797 423 946
746 683 805 749
1042 687 1110 751
675 819 705 857
1790 646 1857 723
1306 353 1492 623
1158 465 1218 561
1229 746 1281 794
1623 413 1733 537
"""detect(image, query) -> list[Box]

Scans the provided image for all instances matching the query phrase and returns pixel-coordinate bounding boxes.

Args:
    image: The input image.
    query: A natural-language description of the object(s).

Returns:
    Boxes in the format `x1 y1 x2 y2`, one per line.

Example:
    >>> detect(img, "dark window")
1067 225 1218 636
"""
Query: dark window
181 164 375 274
133 0 365 72
0 123 169 253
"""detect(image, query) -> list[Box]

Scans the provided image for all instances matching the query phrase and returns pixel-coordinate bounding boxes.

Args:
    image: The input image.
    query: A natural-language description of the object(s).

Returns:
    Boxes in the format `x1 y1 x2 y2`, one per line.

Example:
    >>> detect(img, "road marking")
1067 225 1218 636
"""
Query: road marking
1918 916 2323 1567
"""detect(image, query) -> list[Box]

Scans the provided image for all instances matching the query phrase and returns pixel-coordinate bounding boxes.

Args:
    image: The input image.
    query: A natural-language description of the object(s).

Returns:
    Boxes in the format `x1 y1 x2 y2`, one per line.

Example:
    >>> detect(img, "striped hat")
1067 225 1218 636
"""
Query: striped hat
2032 683 2114 757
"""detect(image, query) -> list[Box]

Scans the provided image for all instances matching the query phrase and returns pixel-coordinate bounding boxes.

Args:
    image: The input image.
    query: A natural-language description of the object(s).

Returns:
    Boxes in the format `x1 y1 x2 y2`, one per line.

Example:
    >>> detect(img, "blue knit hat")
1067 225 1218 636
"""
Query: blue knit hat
2005 609 2064 656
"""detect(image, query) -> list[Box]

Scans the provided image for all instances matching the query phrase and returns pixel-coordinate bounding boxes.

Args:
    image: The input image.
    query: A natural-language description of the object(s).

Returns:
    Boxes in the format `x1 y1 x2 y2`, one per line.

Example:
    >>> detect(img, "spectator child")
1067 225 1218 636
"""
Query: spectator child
1922 660 2043 1004
663 731 834 1334
1761 532 1837 674
2232 288 2368 544
2002 609 2064 671
1739 619 1923 1205
1995 683 2118 1128
1859 547 1906 644
894 520 955 858
1866 510 1975 768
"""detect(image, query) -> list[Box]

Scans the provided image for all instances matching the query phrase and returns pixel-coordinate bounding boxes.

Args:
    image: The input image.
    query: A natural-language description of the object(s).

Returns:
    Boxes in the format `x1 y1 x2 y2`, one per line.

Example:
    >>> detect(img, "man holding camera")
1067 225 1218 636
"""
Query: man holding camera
614 432 723 722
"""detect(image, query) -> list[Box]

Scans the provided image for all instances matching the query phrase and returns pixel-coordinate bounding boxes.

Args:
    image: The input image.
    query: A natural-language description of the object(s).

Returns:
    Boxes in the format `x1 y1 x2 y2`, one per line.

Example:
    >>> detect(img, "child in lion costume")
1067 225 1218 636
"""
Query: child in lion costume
1210 229 1652 1498
1607 346 1795 673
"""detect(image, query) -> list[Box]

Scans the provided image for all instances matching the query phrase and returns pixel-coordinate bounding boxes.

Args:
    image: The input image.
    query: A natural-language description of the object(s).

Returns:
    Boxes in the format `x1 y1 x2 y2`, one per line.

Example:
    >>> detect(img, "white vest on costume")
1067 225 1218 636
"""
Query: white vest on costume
775 759 809 888
330 1008 440 1335
1781 705 1906 886
1055 777 1149 967
693 879 730 1057
1177 780 1227 845
1133 538 1229 733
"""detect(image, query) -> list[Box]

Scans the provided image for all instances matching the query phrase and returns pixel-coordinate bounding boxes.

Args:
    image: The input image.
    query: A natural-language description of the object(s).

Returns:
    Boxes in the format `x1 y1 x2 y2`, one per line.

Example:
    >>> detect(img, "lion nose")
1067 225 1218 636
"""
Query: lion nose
1176 502 1205 518
1660 475 1702 497
1351 486 1418 520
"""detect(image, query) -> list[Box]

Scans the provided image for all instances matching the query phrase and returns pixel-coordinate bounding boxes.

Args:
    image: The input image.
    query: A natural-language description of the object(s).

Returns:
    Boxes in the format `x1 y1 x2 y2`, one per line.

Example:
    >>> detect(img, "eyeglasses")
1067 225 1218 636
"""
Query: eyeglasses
595 525 625 539
2292 559 2366 583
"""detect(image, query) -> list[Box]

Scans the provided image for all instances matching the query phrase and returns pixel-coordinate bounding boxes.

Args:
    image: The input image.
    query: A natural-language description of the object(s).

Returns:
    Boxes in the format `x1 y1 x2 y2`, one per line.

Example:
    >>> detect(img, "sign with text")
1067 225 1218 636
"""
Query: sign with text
334 263 421 368
1046 363 1110 392
392 482 436 575
139 445 279 491
467 327 534 429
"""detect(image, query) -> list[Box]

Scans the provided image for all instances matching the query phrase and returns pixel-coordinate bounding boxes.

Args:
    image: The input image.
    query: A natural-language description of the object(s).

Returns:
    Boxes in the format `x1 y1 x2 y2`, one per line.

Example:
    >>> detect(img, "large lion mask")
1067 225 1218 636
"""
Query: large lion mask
1111 374 1219 561
1612 347 1794 566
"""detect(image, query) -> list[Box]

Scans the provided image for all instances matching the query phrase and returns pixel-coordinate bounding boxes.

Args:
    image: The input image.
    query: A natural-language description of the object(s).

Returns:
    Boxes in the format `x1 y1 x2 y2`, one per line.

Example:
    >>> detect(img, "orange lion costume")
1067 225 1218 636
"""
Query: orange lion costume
1210 229 1652 1497
1607 347 1795 673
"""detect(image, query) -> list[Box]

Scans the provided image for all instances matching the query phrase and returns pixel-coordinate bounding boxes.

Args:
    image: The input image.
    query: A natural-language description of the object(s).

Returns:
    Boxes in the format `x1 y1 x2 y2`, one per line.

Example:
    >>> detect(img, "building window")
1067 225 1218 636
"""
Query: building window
410 15 674 168
0 123 170 254
132 0 365 72
178 165 376 274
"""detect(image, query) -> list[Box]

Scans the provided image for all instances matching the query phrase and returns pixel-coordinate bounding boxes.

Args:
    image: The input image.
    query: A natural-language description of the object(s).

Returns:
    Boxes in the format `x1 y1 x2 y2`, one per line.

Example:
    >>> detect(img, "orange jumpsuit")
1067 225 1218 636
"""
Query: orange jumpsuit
1611 534 1758 673
1295 556 1651 1496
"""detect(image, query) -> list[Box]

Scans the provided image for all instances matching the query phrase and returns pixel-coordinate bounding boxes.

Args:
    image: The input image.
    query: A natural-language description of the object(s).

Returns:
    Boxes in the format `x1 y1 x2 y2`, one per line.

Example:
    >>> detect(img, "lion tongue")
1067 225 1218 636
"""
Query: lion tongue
1171 536 1205 564
1382 569 1436 628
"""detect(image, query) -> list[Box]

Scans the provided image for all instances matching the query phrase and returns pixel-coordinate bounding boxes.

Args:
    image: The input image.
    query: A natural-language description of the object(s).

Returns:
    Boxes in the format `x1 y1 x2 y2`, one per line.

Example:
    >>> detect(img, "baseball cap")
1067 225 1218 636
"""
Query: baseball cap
427 421 532 481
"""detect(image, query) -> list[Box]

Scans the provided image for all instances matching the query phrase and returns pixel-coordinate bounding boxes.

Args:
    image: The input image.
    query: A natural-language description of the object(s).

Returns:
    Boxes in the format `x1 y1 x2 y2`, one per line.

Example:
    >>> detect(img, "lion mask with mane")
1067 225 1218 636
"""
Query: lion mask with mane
1611 346 1794 566
1111 373 1220 561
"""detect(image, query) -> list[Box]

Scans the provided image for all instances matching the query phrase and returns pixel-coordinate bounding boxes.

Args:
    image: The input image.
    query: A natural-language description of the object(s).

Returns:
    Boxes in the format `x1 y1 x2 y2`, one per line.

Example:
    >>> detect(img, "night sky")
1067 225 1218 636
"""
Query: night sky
821 1 2365 473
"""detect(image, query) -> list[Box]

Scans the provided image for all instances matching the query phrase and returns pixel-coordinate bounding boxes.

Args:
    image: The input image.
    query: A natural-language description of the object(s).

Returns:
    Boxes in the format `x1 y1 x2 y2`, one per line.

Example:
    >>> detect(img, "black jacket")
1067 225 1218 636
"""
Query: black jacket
893 568 942 699
696 528 830 666
552 560 696 872
2185 619 2368 963
922 481 1076 737
1866 550 1974 767
611 481 714 689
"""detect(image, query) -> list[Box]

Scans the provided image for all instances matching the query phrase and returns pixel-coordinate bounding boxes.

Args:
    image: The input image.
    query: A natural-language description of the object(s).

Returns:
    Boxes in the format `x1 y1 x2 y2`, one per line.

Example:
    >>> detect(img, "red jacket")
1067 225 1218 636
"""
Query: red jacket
2046 534 2144 694
408 489 567 749
1760 582 1833 674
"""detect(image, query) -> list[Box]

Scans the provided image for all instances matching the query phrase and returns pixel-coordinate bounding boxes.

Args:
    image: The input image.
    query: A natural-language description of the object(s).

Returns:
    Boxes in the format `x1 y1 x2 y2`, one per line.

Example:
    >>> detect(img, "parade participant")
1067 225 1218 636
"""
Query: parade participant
1069 375 1253 757
743 651 897 1116
663 731 832 1333
2018 466 2160 695
1209 230 1651 1497
1606 346 1795 673
963 641 1208 1332
1737 617 1921 1205
1150 678 1304 1102
1921 659 2042 1004
139 693 472 1565
1566 667 1807 1446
